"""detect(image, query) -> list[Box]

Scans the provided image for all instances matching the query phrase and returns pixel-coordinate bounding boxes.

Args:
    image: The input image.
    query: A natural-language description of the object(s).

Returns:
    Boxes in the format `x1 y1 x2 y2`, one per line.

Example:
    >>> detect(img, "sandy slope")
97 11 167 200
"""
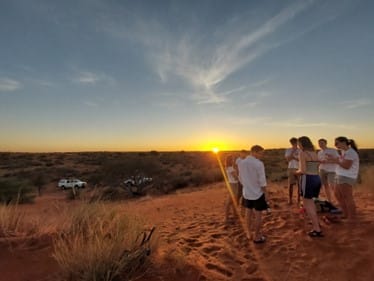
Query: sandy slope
121 182 374 281
1 182 373 281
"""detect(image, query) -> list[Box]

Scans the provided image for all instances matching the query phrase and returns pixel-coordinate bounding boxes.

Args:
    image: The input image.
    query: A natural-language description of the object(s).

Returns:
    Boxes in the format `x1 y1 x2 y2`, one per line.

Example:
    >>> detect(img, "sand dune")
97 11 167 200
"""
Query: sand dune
1 181 373 281
120 182 374 281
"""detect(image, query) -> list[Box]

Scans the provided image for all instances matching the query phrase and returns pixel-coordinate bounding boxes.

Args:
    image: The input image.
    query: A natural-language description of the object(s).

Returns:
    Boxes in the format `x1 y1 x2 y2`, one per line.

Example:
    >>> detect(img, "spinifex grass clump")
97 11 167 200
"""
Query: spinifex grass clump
53 203 154 281
0 204 39 238
0 204 25 237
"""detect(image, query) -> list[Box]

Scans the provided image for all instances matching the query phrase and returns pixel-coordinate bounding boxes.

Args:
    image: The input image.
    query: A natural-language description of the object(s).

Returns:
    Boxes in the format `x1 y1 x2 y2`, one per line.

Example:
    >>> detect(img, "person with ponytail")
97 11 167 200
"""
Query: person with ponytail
295 136 323 237
327 137 359 222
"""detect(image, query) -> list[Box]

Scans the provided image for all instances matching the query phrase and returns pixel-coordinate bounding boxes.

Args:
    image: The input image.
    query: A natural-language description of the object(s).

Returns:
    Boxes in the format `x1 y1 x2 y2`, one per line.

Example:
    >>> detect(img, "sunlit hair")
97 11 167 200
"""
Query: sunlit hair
335 136 359 152
251 145 264 153
225 154 234 167
298 136 315 151
289 137 298 145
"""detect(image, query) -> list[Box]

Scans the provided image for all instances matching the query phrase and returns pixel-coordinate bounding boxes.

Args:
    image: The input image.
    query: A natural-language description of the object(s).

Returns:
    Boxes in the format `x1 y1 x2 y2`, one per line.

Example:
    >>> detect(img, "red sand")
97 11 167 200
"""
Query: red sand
1 182 373 281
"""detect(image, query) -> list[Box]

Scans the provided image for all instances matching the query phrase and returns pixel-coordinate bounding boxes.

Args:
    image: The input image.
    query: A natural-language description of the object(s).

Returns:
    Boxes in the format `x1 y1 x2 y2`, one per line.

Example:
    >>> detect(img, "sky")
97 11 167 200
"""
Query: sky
0 0 373 152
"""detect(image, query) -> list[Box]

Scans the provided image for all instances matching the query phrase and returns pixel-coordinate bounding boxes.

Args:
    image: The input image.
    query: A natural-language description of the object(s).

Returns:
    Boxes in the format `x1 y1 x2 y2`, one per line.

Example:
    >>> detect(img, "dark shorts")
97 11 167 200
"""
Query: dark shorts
243 194 268 211
300 174 321 199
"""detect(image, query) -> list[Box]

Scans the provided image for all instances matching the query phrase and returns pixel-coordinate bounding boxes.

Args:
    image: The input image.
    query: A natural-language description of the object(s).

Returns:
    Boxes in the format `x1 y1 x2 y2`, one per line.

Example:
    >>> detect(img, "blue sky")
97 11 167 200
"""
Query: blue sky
0 0 373 152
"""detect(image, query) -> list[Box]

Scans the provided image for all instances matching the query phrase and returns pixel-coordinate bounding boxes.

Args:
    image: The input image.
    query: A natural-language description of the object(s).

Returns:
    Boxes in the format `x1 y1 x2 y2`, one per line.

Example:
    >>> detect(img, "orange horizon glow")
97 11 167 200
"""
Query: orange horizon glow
1 137 373 153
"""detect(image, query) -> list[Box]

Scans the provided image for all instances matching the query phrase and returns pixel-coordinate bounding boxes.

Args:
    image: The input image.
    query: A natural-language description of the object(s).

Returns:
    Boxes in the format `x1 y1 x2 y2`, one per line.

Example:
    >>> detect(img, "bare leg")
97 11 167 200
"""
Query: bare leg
296 176 301 205
335 184 348 218
324 183 333 203
246 208 254 238
289 184 294 204
253 210 263 240
303 198 321 232
341 184 356 221
225 196 232 221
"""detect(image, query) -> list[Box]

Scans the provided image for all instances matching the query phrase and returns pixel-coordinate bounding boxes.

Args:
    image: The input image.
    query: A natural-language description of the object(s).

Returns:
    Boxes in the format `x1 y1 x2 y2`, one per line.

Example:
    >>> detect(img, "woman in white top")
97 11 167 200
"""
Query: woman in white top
327 137 359 221
224 154 240 222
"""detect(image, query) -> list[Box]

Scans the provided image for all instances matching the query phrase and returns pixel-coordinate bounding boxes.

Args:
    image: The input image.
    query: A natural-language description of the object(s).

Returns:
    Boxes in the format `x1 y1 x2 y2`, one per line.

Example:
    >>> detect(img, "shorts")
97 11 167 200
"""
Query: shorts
336 175 356 186
319 169 336 185
287 168 298 185
300 174 321 199
242 194 268 211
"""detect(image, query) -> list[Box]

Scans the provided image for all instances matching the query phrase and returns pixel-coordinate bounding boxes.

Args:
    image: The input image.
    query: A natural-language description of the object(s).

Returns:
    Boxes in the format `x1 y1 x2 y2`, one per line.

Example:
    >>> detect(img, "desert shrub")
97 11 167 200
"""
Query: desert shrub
0 204 39 237
0 178 36 204
53 203 154 281
65 187 82 200
190 169 222 186
88 187 130 202
32 173 47 196
357 165 374 193
170 176 189 190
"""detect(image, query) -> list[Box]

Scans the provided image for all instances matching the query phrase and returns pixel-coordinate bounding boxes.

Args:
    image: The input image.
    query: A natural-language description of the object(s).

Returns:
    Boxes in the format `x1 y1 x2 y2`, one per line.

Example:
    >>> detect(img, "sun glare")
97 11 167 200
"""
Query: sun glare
212 147 220 154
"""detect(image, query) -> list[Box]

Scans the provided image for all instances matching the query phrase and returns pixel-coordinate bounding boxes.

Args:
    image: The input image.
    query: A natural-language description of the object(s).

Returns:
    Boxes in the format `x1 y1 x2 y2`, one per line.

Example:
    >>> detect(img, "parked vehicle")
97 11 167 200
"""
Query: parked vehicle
124 176 152 187
123 176 153 196
58 178 87 190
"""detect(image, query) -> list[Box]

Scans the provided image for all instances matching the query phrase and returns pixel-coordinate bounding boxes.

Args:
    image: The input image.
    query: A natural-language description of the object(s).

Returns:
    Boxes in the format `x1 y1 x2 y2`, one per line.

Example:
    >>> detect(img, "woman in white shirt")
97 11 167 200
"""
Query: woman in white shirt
327 137 359 222
225 154 240 222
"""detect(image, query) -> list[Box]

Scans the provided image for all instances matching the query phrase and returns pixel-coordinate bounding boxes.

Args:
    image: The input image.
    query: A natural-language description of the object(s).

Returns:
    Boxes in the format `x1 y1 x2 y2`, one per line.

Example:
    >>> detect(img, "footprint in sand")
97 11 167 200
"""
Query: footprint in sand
205 262 233 278
201 245 222 255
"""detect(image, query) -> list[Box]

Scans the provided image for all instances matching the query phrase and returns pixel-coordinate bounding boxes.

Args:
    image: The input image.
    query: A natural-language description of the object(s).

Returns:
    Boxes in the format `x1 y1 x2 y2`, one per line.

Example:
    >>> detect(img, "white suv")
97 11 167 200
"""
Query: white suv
58 179 87 190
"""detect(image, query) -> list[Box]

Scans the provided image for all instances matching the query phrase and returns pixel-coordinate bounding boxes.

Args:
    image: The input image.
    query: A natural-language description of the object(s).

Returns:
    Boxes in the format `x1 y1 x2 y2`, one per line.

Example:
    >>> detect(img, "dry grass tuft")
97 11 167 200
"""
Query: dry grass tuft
53 202 155 281
0 204 39 237
357 164 374 194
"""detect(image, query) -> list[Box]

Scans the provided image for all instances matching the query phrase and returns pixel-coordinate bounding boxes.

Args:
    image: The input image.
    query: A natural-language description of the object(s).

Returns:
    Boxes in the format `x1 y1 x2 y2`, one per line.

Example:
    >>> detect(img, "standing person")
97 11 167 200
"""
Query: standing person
328 137 359 222
318 138 339 203
234 150 247 214
285 137 300 205
239 145 268 243
295 136 323 237
224 154 240 222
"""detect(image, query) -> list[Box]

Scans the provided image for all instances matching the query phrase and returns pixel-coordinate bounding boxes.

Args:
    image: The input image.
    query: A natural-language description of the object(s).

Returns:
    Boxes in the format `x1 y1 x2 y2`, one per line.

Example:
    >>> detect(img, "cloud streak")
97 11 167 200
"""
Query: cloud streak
0 78 22 92
340 98 371 109
71 71 115 85
146 1 314 104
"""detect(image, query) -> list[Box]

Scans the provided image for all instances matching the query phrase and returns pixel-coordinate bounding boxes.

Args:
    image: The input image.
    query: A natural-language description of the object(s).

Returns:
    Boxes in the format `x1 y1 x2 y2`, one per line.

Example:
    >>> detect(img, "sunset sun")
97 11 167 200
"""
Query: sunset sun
212 147 220 154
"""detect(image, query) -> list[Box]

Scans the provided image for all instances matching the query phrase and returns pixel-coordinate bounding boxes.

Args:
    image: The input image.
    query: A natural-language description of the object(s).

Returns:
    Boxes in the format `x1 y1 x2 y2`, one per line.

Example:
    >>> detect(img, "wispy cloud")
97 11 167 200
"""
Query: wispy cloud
71 71 115 85
340 98 371 109
0 78 22 92
83 101 99 107
147 1 313 104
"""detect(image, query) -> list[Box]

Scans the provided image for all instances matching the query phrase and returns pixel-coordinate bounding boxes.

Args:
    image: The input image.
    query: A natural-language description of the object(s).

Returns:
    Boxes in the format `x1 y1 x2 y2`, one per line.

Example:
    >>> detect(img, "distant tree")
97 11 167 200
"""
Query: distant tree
32 173 46 196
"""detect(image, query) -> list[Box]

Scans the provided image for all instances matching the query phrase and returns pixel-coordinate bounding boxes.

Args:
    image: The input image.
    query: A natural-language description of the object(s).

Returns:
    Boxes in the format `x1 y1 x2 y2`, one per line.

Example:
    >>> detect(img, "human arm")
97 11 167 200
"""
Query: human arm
257 161 268 198
285 149 298 162
328 156 353 169
295 151 306 175
229 167 239 181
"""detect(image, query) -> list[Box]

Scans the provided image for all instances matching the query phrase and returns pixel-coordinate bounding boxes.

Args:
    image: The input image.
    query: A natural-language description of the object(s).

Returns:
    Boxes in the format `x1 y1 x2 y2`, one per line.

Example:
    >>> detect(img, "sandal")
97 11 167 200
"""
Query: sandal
308 230 324 238
253 236 266 244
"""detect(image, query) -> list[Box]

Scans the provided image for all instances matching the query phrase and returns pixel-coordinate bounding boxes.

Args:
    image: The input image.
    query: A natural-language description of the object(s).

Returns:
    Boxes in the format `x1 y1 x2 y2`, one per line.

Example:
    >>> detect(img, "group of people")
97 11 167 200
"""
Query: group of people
224 136 360 243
